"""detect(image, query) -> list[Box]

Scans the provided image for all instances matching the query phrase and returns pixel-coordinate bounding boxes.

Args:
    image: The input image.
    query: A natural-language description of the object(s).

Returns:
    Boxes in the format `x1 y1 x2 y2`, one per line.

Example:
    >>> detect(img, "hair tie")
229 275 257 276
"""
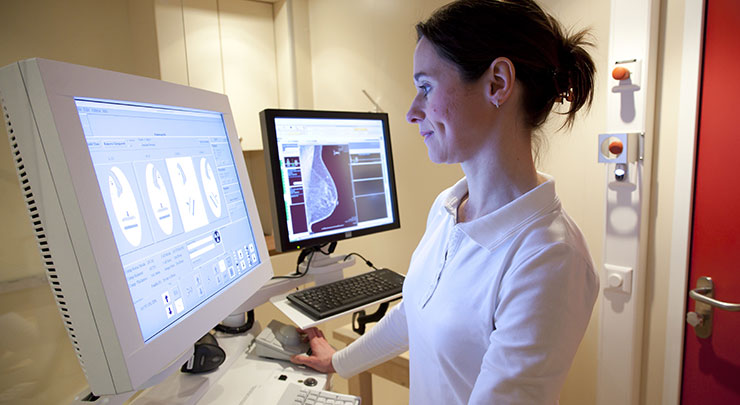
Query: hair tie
552 68 573 103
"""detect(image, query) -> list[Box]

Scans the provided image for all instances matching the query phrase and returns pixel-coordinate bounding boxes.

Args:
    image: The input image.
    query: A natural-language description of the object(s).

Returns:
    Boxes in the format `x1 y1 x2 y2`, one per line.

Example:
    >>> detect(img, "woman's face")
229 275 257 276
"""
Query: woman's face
406 37 492 165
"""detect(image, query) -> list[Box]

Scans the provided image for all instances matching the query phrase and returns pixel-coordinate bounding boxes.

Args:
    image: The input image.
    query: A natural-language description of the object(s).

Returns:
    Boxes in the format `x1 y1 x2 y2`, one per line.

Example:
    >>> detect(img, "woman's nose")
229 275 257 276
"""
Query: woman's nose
406 97 424 124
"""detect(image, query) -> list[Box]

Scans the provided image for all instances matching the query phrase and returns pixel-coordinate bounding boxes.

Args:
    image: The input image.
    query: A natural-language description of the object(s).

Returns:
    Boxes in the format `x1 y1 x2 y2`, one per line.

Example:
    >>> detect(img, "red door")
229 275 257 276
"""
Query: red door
681 0 740 403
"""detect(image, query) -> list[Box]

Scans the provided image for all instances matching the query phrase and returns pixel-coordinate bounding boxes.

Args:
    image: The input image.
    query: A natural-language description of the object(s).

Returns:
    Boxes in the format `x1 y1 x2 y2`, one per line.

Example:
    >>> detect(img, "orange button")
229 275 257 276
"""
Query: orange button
612 66 630 81
609 140 624 155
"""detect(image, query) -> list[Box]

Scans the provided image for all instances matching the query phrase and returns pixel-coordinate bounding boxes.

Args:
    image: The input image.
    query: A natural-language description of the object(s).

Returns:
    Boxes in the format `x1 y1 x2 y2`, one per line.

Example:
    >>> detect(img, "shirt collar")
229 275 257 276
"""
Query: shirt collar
442 173 560 251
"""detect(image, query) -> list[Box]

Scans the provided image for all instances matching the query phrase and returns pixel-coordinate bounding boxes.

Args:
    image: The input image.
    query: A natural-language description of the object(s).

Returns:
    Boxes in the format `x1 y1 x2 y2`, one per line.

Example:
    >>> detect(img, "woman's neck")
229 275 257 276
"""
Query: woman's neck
457 128 539 223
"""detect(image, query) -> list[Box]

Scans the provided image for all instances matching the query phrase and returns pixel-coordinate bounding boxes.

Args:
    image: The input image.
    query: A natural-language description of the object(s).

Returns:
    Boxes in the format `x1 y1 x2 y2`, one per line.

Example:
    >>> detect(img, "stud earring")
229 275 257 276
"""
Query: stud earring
494 100 500 109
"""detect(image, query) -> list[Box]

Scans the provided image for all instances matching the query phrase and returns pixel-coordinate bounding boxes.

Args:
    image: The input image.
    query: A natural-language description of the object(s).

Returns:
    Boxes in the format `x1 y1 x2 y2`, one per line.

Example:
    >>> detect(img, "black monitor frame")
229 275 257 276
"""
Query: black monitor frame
260 109 400 253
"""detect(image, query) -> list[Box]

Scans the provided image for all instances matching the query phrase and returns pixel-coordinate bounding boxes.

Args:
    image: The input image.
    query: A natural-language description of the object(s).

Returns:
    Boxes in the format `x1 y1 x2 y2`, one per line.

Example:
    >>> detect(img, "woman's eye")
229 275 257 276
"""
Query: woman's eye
419 84 431 96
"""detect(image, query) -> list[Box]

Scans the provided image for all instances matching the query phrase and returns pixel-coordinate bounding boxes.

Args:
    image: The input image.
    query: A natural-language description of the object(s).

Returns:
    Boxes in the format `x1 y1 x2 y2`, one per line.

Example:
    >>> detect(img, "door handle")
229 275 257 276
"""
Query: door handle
686 276 740 339
690 283 740 312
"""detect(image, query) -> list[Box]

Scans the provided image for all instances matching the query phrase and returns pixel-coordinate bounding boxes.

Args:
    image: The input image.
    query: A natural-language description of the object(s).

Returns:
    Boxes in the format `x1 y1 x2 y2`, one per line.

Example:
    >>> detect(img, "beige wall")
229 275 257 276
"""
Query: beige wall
535 1 610 400
0 0 160 283
0 0 691 404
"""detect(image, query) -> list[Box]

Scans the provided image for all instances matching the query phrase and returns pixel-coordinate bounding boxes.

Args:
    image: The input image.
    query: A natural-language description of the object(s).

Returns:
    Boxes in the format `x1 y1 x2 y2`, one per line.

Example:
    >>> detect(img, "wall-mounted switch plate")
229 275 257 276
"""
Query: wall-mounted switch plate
604 263 633 295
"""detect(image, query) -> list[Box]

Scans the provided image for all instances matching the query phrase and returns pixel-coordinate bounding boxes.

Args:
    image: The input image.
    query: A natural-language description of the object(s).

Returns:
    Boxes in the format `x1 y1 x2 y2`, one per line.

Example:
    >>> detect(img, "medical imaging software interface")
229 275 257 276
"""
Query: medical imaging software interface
274 117 395 243
76 98 261 341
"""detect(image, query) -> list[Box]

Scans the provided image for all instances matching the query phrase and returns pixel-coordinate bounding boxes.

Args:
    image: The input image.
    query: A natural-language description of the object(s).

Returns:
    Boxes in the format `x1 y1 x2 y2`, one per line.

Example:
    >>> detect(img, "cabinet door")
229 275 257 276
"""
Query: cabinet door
155 0 189 86
155 0 279 150
219 0 279 150
182 0 224 93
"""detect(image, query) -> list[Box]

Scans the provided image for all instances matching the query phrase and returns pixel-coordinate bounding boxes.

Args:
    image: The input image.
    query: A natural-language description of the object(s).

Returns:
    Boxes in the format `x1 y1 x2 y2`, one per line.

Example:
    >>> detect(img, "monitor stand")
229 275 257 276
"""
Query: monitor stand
297 252 354 285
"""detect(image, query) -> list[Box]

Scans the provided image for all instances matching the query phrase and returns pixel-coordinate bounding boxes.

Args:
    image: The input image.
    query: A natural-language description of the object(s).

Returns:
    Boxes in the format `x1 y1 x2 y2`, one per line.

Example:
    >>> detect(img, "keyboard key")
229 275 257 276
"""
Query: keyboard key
276 382 360 405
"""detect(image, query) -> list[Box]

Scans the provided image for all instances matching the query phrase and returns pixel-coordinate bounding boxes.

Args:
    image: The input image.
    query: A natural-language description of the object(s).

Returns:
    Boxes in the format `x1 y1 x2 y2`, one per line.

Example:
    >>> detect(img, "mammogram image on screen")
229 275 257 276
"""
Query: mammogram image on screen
299 144 357 234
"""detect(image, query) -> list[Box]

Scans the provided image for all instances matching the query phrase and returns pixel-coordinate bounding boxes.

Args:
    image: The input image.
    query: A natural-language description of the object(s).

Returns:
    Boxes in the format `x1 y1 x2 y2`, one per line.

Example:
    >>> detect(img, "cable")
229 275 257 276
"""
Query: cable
272 244 380 279
342 252 380 271
314 241 337 256
271 246 320 280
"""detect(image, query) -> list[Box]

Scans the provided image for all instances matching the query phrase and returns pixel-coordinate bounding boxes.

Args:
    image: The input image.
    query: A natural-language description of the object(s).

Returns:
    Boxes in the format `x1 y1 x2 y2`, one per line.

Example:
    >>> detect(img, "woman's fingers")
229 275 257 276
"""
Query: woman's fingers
288 327 337 373
301 327 321 340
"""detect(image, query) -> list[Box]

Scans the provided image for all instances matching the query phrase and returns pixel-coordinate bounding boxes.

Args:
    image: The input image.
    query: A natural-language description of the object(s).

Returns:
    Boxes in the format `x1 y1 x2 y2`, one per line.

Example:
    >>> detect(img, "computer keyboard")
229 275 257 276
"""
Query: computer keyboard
276 382 361 405
286 268 404 319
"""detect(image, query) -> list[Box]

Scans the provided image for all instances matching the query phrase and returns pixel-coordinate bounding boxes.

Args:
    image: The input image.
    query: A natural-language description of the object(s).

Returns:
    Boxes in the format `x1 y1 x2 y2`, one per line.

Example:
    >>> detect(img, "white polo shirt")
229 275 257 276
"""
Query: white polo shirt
332 175 598 404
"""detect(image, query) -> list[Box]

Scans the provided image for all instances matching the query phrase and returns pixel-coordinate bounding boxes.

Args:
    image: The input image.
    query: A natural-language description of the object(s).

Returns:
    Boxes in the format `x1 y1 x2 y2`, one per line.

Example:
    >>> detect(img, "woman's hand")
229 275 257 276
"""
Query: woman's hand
291 327 336 373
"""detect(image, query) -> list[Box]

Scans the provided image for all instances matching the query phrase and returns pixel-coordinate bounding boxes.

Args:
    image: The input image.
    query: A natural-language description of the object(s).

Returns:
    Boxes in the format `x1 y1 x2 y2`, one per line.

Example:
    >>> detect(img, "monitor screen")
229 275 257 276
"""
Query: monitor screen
0 58 273 396
260 109 400 252
76 98 262 342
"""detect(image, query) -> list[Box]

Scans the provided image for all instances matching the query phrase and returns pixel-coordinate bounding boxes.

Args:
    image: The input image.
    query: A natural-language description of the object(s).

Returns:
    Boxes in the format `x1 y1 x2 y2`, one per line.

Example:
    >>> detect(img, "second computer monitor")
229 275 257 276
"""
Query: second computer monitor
260 109 400 252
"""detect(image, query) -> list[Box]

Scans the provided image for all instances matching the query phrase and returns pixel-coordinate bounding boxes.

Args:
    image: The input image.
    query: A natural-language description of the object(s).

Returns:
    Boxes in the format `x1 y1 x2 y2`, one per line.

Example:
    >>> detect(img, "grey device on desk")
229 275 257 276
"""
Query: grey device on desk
255 320 311 361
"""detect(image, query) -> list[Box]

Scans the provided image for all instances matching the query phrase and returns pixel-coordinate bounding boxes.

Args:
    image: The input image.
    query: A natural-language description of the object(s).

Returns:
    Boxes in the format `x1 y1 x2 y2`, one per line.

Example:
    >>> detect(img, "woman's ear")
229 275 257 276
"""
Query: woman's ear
485 57 516 108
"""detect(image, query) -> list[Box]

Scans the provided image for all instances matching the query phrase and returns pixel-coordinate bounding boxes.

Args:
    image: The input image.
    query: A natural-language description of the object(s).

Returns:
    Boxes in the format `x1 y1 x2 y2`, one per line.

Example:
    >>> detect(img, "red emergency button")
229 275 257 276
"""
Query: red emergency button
612 66 630 81
609 140 624 155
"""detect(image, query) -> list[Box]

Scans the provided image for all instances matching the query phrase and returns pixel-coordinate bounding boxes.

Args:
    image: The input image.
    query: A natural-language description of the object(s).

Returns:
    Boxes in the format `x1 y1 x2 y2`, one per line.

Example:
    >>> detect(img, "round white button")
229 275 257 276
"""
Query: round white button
608 273 623 288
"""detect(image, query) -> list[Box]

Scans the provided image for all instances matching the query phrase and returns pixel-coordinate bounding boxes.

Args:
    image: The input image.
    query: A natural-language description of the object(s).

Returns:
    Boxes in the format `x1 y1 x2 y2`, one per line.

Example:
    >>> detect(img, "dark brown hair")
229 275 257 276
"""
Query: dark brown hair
416 0 595 129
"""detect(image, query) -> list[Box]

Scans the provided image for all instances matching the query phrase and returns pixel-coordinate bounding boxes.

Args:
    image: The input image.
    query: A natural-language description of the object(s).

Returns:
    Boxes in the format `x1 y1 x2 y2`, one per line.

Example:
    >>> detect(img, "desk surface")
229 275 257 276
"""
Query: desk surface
130 322 329 405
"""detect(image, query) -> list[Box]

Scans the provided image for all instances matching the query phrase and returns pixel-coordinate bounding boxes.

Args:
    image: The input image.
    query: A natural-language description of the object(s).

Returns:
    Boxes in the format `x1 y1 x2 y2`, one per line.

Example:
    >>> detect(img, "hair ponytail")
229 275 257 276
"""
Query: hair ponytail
556 28 596 128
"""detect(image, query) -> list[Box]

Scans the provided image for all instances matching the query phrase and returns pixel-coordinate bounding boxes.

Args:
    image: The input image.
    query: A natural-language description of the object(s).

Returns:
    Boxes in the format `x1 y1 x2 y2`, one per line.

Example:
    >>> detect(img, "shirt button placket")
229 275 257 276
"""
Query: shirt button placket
420 226 459 308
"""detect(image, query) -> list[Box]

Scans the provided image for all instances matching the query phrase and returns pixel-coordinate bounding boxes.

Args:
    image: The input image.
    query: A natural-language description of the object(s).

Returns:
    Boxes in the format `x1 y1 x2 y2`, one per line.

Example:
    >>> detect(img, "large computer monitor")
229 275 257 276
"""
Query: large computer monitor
259 109 400 253
0 59 273 396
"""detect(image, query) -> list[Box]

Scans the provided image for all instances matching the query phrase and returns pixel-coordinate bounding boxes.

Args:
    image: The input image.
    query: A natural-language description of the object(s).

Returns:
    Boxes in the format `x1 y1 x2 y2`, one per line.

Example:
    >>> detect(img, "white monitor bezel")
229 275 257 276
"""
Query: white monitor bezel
15 58 273 393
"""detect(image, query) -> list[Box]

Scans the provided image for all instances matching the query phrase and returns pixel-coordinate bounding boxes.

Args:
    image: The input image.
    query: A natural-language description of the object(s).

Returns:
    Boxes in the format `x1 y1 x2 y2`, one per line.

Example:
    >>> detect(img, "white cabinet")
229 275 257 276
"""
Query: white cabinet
155 0 280 150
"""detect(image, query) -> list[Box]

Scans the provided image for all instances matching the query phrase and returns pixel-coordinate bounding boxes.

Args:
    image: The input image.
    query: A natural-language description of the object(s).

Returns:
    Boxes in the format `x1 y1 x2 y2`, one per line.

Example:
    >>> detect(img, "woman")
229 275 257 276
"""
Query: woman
292 1 599 403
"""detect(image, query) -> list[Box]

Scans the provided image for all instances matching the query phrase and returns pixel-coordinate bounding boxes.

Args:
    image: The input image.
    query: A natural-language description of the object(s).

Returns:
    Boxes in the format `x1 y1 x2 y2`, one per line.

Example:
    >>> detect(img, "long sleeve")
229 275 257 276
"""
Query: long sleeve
331 299 409 378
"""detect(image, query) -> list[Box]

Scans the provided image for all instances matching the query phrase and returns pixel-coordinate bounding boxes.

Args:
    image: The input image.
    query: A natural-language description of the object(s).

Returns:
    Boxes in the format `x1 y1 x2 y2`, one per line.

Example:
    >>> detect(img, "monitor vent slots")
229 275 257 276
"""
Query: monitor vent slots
1 97 86 367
